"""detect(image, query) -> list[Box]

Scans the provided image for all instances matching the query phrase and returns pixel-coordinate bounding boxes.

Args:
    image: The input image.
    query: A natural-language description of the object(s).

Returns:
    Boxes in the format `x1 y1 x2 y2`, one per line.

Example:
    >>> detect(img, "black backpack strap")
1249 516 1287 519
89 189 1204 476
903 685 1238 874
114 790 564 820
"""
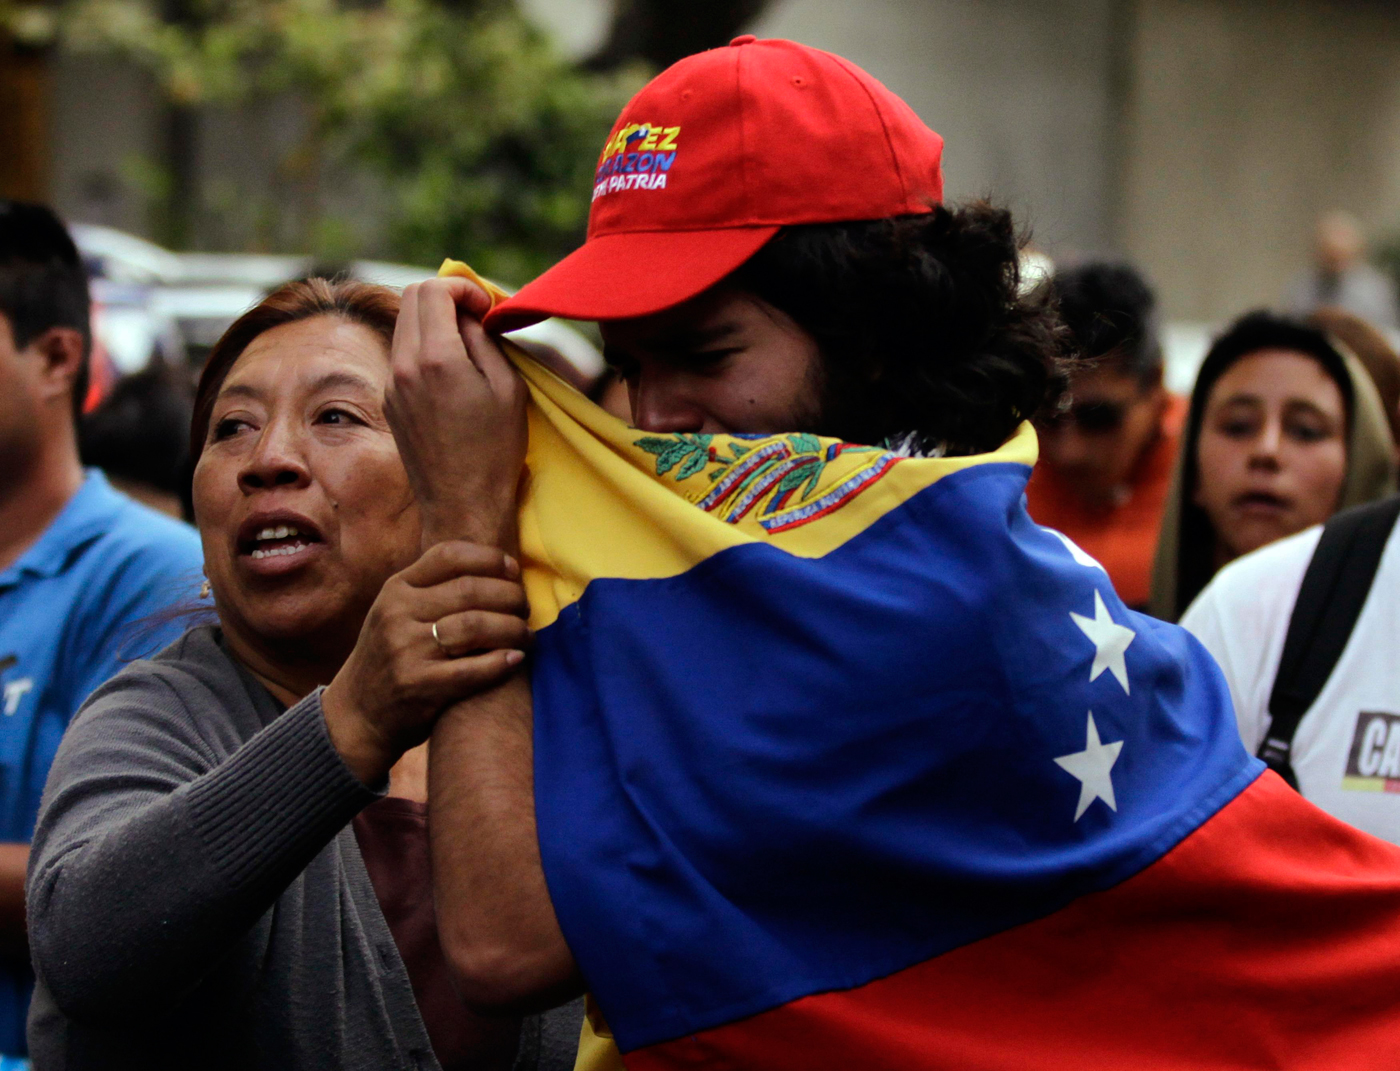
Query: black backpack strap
1261 495 1400 788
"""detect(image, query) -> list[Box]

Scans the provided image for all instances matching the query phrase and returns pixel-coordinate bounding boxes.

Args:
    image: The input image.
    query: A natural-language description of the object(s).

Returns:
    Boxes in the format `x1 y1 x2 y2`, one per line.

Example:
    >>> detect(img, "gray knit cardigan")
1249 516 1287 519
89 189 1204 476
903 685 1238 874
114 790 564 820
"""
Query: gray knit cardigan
25 625 581 1070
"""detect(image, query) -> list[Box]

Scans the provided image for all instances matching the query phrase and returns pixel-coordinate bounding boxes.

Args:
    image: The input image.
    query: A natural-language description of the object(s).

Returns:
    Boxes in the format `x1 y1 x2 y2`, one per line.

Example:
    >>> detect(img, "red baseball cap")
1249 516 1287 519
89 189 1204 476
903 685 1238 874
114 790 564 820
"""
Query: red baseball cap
485 36 944 332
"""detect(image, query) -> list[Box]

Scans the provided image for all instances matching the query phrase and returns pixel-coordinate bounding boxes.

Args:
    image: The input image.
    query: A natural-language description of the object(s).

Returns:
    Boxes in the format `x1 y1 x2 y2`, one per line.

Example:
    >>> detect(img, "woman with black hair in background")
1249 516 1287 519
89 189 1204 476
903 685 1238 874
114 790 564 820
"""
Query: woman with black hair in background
1150 310 1395 621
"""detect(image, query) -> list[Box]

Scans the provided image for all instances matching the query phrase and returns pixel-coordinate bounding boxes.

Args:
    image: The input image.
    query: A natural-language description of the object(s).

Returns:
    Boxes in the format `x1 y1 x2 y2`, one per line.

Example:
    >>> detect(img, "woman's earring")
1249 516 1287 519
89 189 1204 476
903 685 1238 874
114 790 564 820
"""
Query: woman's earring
199 579 211 600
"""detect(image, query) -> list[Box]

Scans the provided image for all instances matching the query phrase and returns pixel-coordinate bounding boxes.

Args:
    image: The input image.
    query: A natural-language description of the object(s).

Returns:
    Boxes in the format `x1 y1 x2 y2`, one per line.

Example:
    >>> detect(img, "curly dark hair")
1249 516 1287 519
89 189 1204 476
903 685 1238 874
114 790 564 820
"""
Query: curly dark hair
730 202 1072 456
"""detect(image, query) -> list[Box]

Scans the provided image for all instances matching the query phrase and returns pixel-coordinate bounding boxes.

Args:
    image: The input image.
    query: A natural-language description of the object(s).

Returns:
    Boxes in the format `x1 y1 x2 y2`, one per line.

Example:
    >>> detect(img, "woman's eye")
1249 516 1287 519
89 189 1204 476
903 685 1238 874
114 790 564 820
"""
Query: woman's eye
1287 419 1330 444
211 417 249 441
1218 418 1256 438
317 407 363 426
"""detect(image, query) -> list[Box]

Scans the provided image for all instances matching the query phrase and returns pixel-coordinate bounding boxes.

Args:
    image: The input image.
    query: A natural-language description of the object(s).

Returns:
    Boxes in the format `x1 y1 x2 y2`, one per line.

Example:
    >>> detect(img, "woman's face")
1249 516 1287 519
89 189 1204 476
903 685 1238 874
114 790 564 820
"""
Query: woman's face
192 316 420 662
1193 348 1348 563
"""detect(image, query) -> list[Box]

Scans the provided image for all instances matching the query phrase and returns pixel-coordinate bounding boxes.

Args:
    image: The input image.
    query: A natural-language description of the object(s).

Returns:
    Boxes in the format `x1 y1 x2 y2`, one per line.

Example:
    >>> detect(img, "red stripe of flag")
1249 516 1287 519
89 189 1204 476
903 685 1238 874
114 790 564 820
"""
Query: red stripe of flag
625 772 1400 1070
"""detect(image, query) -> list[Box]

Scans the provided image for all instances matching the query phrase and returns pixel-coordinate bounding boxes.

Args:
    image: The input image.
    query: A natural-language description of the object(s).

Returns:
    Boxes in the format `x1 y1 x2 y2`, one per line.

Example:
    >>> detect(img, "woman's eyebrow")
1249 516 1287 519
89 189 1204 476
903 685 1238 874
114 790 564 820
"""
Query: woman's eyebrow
215 382 261 403
217 370 378 402
310 370 379 395
1283 398 1335 419
1214 393 1263 409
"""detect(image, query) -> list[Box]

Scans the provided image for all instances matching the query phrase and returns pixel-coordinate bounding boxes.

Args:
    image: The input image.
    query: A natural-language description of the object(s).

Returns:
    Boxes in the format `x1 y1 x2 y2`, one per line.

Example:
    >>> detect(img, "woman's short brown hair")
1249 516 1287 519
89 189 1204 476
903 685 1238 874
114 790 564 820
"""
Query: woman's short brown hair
191 277 401 457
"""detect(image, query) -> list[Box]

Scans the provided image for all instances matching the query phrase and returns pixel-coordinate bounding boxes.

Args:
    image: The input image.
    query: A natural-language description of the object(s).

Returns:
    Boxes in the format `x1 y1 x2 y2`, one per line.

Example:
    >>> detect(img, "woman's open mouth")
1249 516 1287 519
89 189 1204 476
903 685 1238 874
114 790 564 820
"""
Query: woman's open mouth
1232 491 1290 516
248 525 316 560
236 513 328 575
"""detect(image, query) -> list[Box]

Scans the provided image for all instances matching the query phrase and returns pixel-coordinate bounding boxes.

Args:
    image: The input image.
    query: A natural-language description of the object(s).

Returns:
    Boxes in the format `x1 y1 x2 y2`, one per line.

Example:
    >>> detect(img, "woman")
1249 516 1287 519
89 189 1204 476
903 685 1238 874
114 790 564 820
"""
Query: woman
1149 309 1395 620
26 279 580 1070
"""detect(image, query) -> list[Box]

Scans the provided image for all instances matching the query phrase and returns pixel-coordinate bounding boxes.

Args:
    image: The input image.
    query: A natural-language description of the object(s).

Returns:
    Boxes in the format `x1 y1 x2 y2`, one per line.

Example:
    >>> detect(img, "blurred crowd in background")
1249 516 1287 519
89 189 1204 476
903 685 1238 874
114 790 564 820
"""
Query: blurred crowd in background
66 202 1400 623
3 0 1398 618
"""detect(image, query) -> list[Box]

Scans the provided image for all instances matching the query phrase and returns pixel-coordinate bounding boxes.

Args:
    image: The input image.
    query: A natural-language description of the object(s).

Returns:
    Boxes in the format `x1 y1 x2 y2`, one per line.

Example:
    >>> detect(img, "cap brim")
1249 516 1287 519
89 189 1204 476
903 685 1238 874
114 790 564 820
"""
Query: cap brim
484 226 781 333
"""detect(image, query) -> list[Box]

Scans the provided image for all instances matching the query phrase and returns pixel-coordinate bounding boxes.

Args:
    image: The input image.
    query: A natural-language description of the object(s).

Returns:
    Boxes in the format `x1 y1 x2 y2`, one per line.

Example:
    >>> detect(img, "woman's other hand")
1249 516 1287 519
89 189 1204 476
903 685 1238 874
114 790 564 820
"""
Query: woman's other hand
321 540 530 786
385 278 528 550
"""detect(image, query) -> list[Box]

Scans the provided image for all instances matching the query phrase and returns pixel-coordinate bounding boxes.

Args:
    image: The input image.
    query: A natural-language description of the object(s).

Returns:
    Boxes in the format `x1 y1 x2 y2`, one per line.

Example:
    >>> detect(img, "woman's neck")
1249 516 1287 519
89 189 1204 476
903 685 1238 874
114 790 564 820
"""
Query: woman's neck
219 621 348 708
1210 536 1237 574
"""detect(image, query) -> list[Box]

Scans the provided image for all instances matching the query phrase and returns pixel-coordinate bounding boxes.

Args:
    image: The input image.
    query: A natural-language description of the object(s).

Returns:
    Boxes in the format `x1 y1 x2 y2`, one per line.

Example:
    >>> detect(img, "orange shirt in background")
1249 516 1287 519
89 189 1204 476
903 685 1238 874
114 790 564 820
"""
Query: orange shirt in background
1025 394 1186 609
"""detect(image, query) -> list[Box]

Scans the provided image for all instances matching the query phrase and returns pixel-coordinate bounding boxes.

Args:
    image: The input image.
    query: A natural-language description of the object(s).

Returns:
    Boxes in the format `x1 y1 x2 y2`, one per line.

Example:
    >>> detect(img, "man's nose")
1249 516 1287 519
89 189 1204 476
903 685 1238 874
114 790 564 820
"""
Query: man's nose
238 420 312 493
629 374 707 434
1044 426 1091 468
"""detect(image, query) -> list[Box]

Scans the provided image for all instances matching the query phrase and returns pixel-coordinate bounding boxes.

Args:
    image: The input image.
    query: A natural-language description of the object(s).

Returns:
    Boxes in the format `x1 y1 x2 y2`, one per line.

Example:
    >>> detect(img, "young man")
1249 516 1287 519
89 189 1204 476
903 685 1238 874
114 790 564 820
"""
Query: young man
0 201 203 1054
1026 262 1182 609
382 38 1400 1071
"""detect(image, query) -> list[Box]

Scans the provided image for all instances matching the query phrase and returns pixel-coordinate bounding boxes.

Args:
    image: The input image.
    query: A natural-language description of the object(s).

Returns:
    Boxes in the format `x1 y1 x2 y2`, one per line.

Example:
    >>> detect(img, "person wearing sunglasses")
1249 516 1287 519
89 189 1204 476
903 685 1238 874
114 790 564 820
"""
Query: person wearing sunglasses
1026 262 1181 609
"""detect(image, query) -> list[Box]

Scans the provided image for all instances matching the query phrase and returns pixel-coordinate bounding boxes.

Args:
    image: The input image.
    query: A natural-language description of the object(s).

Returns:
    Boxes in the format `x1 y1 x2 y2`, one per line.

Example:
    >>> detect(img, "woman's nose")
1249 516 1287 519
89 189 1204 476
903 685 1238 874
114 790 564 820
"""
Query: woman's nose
1248 419 1283 468
238 424 312 493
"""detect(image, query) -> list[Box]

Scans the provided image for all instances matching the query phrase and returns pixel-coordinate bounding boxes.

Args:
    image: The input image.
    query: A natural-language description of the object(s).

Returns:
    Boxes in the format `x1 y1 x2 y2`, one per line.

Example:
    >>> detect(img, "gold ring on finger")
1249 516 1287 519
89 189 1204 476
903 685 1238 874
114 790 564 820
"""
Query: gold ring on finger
432 619 449 654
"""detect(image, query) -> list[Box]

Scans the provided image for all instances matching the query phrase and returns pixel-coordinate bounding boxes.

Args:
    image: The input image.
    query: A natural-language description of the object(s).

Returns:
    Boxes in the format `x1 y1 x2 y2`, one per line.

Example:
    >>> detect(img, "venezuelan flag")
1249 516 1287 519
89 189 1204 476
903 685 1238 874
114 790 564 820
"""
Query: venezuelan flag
443 262 1400 1070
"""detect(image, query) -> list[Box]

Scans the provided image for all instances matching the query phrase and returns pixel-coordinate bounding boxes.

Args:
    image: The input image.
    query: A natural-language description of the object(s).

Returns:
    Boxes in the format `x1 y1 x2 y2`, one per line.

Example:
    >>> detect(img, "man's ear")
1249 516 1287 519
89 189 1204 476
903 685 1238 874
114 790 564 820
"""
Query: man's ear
27 327 86 406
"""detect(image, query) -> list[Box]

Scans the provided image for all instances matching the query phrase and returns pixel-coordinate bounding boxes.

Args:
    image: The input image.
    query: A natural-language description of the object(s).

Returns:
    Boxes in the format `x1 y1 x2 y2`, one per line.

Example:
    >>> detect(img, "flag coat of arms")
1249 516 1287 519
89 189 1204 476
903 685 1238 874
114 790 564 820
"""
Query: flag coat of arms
446 262 1400 1070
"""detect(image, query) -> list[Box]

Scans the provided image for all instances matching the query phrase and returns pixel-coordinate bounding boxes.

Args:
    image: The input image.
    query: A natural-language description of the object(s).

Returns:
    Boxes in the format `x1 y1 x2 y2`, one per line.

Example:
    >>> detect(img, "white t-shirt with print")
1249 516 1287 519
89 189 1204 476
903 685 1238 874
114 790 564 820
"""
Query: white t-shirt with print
1181 522 1400 845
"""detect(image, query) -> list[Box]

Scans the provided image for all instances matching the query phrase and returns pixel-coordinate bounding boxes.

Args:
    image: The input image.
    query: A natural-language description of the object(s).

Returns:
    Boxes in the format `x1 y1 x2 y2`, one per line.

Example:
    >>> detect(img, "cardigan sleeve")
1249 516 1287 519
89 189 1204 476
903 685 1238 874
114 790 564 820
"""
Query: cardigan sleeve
27 660 381 1025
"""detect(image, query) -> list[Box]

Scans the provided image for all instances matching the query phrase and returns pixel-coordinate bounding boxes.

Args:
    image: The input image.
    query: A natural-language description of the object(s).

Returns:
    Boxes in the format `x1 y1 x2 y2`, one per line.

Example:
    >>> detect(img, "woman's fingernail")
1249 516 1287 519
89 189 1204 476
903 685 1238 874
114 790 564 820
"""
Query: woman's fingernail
504 555 520 577
506 649 525 666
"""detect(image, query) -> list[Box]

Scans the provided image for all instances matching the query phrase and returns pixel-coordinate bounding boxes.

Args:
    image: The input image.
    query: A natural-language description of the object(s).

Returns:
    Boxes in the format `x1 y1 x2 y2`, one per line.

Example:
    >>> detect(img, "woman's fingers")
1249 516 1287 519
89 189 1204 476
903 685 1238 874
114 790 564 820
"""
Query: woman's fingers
392 282 422 360
403 540 519 588
415 279 483 373
442 275 494 321
460 316 524 400
433 648 527 696
430 610 532 658
420 574 530 620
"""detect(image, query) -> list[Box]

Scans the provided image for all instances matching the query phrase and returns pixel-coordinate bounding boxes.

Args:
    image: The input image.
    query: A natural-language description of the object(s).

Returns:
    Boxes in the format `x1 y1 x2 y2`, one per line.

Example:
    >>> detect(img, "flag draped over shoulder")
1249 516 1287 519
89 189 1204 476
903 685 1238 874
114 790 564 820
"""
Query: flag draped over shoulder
442 262 1400 1071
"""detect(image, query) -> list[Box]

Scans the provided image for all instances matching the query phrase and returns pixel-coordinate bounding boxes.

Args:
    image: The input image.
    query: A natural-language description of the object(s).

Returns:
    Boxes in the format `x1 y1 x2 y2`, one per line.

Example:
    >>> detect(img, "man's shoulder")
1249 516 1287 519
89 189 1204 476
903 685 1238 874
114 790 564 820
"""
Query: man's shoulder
67 492 203 603
80 626 232 715
45 492 203 663
91 493 202 565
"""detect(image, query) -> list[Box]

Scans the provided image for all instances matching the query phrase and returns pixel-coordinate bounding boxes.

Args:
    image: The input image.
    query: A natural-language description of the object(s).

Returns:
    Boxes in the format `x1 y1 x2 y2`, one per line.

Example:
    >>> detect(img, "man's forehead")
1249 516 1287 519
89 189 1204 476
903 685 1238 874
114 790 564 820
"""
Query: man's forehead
1068 361 1149 398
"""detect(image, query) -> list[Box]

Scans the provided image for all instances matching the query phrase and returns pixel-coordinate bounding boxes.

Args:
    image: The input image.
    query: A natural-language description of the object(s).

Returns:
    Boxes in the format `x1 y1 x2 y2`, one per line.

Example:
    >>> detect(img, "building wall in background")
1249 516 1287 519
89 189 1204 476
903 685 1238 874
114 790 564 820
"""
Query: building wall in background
747 0 1122 254
1121 0 1400 322
47 53 387 259
48 57 161 236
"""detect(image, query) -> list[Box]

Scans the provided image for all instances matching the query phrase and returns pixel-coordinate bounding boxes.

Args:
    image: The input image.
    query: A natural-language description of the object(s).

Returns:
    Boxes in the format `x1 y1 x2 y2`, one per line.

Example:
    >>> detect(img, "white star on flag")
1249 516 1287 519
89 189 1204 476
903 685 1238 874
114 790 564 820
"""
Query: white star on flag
1050 529 1106 572
1054 712 1124 821
1070 589 1135 694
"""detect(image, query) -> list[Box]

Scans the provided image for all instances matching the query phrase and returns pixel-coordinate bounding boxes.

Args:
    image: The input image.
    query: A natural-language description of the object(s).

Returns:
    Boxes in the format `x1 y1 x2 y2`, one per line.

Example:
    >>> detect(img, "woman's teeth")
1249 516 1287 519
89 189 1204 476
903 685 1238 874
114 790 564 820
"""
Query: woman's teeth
249 525 314 559
251 543 309 560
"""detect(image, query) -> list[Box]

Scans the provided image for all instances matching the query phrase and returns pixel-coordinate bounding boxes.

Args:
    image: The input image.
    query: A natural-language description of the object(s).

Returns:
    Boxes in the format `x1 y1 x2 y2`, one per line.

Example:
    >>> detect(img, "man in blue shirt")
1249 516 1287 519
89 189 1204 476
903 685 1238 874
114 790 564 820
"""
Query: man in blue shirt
0 202 203 1056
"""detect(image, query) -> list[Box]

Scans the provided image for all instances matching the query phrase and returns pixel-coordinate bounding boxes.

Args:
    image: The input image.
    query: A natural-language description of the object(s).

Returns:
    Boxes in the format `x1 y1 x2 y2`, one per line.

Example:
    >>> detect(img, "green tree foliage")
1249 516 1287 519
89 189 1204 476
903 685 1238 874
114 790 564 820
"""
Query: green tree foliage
10 0 647 280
